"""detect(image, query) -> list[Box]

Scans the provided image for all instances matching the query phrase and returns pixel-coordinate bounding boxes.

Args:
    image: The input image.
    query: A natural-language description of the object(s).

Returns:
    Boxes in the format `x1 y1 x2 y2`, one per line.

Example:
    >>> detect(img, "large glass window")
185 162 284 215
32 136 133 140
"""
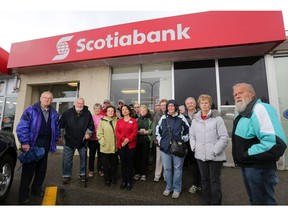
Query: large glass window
110 63 172 112
110 65 139 107
174 60 217 108
219 56 268 105
1 97 17 131
174 56 268 138
274 56 288 168
38 83 78 98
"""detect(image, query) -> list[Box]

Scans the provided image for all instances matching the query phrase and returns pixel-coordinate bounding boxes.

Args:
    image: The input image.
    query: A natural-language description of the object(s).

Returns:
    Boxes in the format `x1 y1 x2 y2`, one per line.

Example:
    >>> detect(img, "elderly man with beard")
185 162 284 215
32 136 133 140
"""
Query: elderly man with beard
60 97 94 184
232 83 287 205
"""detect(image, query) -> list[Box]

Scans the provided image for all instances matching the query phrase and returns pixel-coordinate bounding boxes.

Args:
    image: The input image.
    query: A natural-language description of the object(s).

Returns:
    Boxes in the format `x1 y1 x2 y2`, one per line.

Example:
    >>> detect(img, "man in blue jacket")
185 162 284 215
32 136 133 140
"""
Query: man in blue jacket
232 83 287 205
16 91 61 204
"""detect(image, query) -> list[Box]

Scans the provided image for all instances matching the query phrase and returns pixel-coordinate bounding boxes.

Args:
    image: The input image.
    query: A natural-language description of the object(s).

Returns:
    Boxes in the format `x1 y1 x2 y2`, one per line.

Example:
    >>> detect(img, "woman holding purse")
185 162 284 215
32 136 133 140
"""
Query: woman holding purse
155 99 189 199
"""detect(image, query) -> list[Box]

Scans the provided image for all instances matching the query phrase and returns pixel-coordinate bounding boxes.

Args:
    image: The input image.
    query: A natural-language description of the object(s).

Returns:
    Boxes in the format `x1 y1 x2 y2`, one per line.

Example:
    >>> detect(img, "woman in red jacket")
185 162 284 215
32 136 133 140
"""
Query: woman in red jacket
116 104 138 190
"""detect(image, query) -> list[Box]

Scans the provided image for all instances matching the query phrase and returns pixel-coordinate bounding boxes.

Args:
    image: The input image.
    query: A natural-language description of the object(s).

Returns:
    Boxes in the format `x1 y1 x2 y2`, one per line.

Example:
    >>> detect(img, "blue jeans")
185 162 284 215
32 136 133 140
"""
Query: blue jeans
62 145 86 177
161 151 185 193
241 167 278 205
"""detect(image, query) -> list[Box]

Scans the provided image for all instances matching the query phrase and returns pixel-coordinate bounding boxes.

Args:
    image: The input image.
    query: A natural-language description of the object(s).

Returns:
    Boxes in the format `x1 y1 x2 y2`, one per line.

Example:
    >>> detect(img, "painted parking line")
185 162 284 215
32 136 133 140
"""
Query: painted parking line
42 186 58 205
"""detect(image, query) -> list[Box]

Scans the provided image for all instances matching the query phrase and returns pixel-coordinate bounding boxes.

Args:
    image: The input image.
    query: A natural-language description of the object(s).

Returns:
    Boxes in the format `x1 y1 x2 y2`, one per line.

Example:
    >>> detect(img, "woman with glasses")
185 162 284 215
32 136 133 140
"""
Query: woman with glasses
189 94 229 205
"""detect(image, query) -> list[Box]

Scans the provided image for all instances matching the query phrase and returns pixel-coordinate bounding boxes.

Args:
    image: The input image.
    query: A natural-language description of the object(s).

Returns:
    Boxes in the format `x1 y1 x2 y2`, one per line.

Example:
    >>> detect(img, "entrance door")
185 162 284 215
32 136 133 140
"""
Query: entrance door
51 99 74 116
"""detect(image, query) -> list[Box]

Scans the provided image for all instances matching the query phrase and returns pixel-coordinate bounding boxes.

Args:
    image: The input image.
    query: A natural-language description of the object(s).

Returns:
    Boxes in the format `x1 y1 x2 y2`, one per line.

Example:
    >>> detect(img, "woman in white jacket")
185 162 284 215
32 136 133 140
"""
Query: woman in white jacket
190 94 229 205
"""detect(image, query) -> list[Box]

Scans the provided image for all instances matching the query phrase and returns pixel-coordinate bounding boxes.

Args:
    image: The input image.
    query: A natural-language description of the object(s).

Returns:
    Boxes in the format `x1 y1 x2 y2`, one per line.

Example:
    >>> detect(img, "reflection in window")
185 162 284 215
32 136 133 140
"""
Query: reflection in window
2 97 17 131
219 56 268 105
110 63 172 112
174 60 217 108
38 83 78 98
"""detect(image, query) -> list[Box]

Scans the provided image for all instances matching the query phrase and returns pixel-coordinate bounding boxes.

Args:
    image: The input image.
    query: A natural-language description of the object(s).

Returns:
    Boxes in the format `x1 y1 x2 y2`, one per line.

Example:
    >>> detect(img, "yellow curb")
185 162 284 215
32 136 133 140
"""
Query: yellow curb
42 186 58 205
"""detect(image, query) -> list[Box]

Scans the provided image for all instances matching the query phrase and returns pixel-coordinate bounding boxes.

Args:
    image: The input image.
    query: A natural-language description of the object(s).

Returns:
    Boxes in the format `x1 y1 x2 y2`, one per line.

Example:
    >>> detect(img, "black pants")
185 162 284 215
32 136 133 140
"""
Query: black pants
191 151 201 187
101 153 118 182
18 139 50 201
134 141 150 176
118 146 135 184
197 160 223 205
88 140 103 172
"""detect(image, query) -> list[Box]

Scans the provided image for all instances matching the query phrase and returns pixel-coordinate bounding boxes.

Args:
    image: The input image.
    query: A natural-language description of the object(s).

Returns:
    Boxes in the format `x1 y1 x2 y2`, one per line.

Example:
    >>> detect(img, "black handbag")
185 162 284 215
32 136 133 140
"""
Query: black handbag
166 118 186 157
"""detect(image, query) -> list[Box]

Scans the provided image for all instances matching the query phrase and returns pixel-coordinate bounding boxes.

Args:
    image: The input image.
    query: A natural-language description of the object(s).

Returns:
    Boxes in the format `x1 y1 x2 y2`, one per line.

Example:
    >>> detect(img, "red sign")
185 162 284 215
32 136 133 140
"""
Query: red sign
8 11 286 68
0 47 9 74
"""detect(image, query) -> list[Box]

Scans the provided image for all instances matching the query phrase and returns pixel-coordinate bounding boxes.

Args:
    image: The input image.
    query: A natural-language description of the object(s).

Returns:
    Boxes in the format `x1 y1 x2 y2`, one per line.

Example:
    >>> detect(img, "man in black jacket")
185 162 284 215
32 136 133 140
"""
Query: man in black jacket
60 97 94 184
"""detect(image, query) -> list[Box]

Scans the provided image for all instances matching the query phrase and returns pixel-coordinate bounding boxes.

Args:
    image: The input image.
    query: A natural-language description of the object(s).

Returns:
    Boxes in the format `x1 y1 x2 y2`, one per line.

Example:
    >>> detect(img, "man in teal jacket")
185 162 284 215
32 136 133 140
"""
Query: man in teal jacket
232 83 287 205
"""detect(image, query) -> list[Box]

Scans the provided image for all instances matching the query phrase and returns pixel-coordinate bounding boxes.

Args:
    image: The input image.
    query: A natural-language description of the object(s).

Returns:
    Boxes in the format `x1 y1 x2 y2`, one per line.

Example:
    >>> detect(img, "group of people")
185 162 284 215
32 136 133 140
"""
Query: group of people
16 82 287 205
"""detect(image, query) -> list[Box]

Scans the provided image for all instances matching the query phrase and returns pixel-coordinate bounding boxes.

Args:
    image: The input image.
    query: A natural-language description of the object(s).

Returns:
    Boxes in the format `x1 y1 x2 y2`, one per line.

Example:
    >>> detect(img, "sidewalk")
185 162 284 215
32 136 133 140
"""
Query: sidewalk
8 150 288 205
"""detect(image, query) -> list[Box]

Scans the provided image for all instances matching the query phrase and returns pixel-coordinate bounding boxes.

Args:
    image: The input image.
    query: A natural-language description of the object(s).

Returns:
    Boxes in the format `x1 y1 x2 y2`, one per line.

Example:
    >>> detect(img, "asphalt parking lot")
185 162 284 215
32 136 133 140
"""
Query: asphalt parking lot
3 150 288 206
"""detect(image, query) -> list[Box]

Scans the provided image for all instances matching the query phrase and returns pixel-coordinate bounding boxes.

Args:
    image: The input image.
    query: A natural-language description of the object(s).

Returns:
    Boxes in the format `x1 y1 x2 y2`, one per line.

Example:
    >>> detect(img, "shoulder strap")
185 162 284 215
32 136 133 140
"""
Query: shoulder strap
166 117 174 141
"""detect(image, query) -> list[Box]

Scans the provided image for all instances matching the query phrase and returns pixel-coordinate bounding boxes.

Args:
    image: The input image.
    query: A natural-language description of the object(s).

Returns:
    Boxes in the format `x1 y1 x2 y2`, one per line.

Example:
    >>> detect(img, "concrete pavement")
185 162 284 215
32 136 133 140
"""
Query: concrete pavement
4 150 288 205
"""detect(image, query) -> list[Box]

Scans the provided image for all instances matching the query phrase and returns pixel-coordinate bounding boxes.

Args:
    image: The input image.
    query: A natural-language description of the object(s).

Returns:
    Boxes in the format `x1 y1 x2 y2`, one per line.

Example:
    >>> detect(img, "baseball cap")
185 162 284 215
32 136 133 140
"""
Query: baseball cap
103 99 110 104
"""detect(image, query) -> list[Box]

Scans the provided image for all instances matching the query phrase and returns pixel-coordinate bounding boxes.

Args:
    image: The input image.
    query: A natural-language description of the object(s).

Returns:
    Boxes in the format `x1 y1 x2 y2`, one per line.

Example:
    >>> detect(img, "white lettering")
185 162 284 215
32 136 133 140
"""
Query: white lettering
76 39 86 52
177 24 190 39
106 34 113 48
133 30 146 45
86 40 94 51
94 39 106 50
75 23 190 53
162 29 176 41
114 32 119 47
147 31 161 43
119 35 131 46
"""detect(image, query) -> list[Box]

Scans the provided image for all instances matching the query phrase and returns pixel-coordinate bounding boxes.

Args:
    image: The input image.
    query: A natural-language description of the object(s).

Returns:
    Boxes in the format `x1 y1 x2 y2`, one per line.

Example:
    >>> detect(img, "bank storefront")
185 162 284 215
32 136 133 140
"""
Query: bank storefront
6 11 288 169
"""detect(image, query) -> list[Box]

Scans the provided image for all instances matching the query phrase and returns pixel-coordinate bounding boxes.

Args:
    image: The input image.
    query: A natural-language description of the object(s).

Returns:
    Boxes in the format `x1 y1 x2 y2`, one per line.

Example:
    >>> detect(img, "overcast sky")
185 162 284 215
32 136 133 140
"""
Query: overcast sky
0 0 287 52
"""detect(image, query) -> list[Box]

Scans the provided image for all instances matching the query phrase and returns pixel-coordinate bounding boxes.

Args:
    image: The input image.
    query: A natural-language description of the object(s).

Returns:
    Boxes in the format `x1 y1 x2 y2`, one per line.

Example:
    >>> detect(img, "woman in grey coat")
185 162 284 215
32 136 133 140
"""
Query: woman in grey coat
190 94 229 205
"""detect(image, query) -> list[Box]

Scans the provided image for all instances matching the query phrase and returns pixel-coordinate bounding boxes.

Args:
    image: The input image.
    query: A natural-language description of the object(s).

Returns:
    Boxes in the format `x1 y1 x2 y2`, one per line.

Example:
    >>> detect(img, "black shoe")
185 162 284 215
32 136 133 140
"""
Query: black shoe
79 175 87 182
62 177 71 184
31 190 45 197
19 198 30 205
126 183 132 191
120 182 126 190
111 178 117 185
105 180 111 187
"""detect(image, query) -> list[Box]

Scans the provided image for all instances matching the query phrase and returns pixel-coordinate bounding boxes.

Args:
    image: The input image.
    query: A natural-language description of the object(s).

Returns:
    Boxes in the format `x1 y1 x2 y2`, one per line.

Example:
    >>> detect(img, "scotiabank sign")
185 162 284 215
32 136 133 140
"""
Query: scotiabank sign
8 11 286 68
52 24 190 61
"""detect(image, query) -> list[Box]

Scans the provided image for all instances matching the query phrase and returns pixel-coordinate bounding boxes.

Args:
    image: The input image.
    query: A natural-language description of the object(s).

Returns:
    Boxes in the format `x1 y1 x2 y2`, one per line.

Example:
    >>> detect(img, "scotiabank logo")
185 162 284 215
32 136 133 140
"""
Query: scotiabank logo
52 35 74 61
76 24 190 52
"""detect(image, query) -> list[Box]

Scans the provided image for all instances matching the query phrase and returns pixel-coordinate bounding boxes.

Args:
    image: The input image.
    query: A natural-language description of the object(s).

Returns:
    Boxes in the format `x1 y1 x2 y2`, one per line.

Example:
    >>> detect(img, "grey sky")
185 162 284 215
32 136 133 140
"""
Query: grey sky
0 1 287 52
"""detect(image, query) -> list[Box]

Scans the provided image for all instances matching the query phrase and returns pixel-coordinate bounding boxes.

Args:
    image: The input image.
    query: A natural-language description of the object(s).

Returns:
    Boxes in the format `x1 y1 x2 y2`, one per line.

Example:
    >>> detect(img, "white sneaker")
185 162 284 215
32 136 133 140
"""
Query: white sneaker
172 191 180 199
188 185 201 194
153 177 159 182
163 190 171 196
140 175 146 181
133 174 141 180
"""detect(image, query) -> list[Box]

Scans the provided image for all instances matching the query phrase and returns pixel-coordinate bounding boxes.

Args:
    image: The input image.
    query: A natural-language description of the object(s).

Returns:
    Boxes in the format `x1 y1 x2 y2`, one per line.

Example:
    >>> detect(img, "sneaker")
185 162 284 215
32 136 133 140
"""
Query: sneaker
163 190 171 197
188 185 201 194
19 198 30 205
31 190 45 197
88 171 94 177
133 174 141 180
140 175 146 181
62 177 71 184
172 191 180 199
153 177 159 182
79 175 87 182
98 171 104 177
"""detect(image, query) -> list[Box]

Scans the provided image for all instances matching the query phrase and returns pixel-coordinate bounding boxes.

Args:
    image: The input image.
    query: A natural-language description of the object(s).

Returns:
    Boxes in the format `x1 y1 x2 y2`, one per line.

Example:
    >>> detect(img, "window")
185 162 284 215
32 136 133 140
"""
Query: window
38 83 78 98
110 63 172 111
174 56 268 138
174 60 217 108
219 56 268 105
